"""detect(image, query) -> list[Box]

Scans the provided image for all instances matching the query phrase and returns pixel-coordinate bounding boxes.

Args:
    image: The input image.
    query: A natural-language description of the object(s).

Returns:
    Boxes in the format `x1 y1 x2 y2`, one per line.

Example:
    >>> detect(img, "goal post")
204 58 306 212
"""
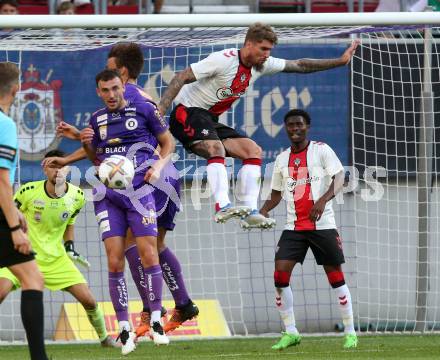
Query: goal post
0 12 440 342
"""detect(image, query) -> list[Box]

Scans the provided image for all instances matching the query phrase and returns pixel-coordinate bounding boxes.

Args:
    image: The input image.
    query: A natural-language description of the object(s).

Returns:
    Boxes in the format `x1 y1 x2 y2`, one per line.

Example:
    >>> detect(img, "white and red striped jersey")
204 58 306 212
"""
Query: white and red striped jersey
175 48 286 116
271 141 344 231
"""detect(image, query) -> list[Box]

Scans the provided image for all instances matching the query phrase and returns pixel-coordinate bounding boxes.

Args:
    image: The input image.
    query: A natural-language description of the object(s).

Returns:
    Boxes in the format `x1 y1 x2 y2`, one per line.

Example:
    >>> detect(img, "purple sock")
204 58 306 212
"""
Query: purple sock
125 245 150 312
159 247 190 307
108 271 129 322
144 265 163 313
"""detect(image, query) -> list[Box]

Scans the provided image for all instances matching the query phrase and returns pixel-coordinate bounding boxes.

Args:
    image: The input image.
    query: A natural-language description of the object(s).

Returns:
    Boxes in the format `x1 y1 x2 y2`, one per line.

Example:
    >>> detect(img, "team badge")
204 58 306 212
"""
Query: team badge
294 158 301 167
60 211 70 221
240 73 247 83
10 64 62 161
125 118 138 130
99 125 107 140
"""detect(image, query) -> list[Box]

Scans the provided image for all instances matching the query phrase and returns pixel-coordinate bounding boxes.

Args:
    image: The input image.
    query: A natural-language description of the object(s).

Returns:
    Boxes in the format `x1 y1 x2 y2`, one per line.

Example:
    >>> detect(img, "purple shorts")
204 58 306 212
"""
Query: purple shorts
152 162 181 231
93 185 158 241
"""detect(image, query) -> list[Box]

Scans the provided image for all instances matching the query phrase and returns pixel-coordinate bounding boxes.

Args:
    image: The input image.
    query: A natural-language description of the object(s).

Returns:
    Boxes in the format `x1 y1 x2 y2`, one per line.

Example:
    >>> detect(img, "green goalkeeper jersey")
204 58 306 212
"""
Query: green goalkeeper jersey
14 180 85 264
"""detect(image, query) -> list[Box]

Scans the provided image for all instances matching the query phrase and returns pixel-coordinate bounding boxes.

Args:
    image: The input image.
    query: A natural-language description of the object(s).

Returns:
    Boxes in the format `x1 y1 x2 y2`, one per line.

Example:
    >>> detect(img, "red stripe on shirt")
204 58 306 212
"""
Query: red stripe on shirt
209 51 251 115
288 146 315 230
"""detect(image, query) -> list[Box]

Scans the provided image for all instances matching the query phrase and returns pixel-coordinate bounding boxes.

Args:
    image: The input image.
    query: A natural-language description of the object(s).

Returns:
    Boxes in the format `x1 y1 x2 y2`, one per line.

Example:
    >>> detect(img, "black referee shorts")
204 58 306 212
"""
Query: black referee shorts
0 212 34 268
169 104 247 151
275 229 345 266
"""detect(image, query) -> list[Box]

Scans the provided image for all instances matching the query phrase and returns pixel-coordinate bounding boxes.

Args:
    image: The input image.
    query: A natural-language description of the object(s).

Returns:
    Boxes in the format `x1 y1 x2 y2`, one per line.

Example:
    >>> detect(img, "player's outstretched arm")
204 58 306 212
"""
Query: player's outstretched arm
282 40 360 73
57 121 81 141
144 130 175 183
63 225 90 268
80 127 97 162
158 67 197 116
260 189 282 218
42 148 87 168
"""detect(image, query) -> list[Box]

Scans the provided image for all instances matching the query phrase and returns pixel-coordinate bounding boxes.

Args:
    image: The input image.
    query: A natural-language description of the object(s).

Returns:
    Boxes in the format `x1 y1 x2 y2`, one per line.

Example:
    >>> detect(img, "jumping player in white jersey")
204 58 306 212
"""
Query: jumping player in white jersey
158 22 359 229
260 109 357 350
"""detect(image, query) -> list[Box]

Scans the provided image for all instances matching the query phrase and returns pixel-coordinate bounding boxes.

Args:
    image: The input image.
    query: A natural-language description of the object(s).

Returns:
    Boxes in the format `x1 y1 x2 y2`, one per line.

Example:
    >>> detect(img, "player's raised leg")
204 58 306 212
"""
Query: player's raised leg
223 137 275 230
324 265 357 349
272 259 301 350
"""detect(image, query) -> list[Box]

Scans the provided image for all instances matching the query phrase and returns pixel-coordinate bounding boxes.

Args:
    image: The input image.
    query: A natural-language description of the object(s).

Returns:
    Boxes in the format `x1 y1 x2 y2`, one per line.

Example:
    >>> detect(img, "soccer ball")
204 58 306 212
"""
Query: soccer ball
98 155 135 189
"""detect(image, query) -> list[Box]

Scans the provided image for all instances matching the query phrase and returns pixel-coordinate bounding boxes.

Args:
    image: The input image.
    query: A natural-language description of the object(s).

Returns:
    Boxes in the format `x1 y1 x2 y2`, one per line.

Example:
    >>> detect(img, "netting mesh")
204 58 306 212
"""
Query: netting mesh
0 22 440 342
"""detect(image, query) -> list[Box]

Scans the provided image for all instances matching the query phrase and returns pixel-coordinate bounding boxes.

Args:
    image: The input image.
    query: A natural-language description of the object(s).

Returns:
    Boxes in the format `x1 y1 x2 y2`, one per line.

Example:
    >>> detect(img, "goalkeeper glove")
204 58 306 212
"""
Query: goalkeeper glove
64 240 91 268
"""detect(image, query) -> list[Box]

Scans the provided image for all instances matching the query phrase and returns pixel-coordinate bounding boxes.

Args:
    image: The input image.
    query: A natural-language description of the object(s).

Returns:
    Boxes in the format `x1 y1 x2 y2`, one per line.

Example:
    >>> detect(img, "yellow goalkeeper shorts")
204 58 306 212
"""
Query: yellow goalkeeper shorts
0 254 87 291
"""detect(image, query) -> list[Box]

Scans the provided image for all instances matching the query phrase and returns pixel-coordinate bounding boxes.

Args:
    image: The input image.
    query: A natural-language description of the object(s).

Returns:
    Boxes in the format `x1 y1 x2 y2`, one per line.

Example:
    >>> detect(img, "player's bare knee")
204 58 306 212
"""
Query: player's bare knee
81 294 97 311
274 270 291 288
21 271 44 291
107 256 125 273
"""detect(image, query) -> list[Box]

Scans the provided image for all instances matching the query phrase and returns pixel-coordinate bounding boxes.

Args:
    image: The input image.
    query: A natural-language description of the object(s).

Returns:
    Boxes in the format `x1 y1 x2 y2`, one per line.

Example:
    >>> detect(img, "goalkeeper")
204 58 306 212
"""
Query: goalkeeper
0 150 117 348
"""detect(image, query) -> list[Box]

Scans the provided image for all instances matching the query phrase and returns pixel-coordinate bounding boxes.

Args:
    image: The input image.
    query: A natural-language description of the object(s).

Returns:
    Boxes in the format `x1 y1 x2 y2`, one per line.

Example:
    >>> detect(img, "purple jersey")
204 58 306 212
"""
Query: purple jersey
124 82 154 104
90 100 168 188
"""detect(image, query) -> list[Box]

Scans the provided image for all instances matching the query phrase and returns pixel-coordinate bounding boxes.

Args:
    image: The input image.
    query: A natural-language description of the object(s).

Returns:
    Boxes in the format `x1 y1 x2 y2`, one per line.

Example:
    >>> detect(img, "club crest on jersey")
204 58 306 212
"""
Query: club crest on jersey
240 73 247 83
60 211 70 221
9 64 62 161
125 118 138 130
294 158 301 167
99 125 107 140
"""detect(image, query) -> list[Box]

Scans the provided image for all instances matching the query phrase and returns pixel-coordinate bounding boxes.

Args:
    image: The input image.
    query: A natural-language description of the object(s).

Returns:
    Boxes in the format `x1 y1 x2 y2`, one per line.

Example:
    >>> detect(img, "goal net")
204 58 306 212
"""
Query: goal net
0 13 439 342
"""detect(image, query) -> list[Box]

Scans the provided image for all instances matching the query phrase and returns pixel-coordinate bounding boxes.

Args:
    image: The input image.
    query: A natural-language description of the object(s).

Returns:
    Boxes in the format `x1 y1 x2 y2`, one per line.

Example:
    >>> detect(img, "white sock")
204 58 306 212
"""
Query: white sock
238 161 261 210
276 286 298 334
118 320 130 333
334 284 355 334
150 310 161 324
207 158 230 208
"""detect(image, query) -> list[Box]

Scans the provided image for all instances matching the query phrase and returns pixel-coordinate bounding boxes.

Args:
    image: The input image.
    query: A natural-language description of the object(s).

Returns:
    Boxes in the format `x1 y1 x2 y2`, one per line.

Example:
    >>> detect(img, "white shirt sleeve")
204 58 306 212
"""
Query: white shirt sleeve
261 56 286 76
271 155 283 191
321 144 344 177
190 51 224 81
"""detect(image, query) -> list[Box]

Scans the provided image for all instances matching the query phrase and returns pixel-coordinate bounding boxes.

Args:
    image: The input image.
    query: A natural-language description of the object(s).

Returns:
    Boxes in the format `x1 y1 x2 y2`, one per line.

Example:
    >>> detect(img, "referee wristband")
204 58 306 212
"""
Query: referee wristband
9 224 21 232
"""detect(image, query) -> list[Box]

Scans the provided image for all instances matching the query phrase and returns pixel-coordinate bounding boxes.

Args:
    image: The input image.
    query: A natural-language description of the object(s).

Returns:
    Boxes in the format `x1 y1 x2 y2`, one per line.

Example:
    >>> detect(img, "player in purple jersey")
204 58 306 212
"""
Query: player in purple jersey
82 69 174 352
44 42 199 337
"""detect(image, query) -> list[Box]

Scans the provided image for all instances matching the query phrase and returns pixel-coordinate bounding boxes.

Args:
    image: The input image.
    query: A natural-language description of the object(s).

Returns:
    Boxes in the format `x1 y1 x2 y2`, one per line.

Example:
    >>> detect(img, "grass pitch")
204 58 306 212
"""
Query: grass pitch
1 334 439 359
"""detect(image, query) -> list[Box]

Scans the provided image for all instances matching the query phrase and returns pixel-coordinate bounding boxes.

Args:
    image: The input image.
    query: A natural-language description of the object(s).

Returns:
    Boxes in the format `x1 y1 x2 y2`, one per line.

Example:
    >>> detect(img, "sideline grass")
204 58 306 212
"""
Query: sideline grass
1 334 439 360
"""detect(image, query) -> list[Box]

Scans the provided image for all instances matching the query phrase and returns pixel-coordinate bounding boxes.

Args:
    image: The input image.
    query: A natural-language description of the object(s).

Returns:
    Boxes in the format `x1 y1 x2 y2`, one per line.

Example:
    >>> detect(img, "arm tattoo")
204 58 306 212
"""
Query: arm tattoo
159 67 197 114
283 58 344 73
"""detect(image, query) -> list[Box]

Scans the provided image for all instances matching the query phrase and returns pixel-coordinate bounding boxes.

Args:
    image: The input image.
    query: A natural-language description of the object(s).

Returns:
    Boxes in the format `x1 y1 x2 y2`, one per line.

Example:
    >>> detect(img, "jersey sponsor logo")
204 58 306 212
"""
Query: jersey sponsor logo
125 118 138 130
99 125 107 140
105 146 126 154
33 199 45 207
107 138 121 145
10 64 62 160
125 107 136 112
286 175 320 192
50 201 59 208
125 112 136 117
142 209 156 226
216 87 234 100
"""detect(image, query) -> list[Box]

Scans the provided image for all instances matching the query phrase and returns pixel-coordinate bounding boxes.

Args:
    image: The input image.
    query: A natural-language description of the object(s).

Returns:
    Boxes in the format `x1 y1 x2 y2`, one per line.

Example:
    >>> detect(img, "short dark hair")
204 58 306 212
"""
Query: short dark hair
44 149 66 158
0 0 18 10
95 69 121 86
284 109 311 125
0 62 19 97
245 22 278 45
107 42 144 80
